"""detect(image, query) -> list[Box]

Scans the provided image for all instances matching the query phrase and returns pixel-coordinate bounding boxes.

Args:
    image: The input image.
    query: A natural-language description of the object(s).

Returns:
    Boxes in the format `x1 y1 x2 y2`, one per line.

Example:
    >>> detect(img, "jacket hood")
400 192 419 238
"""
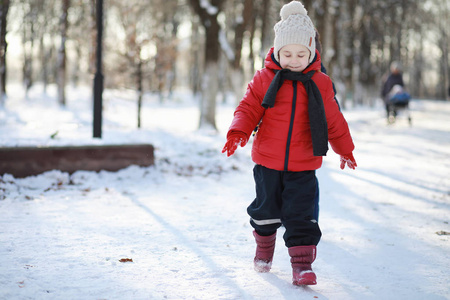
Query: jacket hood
264 47 322 73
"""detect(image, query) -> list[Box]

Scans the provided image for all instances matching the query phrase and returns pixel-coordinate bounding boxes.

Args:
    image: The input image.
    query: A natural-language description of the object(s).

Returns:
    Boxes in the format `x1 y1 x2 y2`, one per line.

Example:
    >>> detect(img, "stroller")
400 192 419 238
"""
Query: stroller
386 85 412 125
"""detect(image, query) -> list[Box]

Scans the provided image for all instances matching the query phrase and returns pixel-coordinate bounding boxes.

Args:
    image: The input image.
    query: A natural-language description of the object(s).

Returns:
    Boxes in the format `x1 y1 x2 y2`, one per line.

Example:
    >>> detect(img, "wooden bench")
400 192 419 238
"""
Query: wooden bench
0 144 154 178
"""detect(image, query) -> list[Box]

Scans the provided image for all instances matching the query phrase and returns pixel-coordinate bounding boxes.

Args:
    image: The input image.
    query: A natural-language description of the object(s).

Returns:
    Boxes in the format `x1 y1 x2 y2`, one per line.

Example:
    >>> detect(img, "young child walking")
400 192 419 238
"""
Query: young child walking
222 1 356 286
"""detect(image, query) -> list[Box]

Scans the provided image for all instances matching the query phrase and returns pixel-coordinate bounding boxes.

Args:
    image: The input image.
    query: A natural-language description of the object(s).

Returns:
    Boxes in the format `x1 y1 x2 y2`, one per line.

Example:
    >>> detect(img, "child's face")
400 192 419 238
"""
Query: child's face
279 44 310 72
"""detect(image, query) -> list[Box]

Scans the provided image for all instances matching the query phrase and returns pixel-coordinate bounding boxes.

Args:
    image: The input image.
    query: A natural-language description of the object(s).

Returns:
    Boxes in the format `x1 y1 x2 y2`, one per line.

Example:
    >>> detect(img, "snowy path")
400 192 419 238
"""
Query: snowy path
1 90 449 299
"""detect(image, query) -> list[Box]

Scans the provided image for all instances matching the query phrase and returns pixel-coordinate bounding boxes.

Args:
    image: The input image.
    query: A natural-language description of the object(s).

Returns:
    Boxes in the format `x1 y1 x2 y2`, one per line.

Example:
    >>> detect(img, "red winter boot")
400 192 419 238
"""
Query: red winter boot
253 231 276 273
288 245 317 285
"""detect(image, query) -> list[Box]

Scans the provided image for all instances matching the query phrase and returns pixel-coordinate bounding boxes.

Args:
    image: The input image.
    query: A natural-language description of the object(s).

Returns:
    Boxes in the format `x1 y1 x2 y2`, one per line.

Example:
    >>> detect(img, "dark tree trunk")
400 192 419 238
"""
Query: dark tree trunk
0 0 9 101
137 60 143 129
58 0 70 106
189 0 224 130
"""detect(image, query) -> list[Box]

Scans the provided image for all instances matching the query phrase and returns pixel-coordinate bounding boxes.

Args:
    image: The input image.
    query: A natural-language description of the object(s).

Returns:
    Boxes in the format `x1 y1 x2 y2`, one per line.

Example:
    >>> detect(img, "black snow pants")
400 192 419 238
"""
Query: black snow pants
247 164 322 247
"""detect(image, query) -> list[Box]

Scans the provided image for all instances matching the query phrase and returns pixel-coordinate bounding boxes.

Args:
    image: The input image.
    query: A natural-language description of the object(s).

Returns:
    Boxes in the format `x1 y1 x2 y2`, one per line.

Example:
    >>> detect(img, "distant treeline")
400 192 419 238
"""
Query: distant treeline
0 0 448 129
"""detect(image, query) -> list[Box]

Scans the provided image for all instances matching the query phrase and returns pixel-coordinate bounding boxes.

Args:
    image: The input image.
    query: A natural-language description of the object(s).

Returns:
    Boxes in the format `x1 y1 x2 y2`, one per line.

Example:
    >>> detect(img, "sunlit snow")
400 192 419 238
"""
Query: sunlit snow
1 84 449 299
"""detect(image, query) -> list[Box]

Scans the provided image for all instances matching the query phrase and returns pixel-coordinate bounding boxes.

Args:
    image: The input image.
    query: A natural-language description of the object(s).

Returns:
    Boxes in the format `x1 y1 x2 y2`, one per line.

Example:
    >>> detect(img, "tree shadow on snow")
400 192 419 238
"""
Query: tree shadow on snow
127 194 253 299
315 165 447 299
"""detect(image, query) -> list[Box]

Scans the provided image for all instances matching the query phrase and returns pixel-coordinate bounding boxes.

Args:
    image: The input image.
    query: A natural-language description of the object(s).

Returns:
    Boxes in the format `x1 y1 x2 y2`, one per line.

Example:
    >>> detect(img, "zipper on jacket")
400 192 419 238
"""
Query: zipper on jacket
284 81 297 171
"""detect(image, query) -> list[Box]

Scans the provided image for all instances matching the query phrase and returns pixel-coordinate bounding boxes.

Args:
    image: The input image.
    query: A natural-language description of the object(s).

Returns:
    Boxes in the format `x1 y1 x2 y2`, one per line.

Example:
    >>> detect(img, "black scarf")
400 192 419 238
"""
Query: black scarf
261 68 329 156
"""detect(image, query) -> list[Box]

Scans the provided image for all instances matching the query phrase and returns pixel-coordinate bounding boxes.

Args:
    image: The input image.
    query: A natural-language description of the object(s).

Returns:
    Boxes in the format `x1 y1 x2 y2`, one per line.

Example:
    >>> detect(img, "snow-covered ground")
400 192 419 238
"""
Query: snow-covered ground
1 84 449 299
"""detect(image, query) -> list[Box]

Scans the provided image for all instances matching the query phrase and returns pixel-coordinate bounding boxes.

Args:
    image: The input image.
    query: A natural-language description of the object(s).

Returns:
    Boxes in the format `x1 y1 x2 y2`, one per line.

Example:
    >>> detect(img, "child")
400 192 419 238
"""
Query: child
222 1 356 286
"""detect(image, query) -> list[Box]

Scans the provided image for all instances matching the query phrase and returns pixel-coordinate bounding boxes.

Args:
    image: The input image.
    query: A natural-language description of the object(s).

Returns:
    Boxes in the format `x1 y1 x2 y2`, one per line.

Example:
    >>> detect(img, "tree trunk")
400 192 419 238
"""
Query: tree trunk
0 0 9 103
189 0 224 130
438 0 449 100
324 0 339 77
137 60 143 129
190 19 202 96
58 0 70 106
22 6 34 97
336 0 354 108
247 2 257 75
259 0 271 66
229 0 253 102
200 62 219 129
39 35 49 93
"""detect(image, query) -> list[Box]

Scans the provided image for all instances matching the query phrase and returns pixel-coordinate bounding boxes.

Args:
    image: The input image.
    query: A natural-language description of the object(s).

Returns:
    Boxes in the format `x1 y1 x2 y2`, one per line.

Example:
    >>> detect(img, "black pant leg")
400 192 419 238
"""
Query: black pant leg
281 170 322 247
247 165 283 235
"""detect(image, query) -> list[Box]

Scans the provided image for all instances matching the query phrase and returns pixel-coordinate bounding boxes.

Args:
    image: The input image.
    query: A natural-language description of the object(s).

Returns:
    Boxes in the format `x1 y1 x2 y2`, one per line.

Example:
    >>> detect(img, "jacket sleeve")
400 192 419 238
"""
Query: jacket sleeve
322 77 355 155
227 71 266 140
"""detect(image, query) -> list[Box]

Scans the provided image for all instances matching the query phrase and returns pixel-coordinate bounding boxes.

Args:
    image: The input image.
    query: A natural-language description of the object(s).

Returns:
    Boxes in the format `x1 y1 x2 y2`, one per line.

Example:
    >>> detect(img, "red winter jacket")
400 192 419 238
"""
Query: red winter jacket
227 47 354 172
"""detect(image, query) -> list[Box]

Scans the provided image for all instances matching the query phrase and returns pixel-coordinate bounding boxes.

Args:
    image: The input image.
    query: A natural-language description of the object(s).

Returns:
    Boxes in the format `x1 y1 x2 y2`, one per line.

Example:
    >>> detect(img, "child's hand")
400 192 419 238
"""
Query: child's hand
222 132 247 157
340 153 357 170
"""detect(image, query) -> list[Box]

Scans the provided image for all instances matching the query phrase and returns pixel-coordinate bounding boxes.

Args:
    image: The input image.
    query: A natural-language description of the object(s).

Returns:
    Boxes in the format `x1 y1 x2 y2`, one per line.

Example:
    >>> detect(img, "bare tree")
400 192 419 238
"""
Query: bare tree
436 0 449 100
257 0 273 63
225 0 254 100
0 0 9 103
3 0 448 109
35 0 59 94
189 0 224 130
110 1 150 128
189 16 202 96
154 1 180 102
57 0 70 106
107 0 180 128
67 0 91 87
21 1 38 96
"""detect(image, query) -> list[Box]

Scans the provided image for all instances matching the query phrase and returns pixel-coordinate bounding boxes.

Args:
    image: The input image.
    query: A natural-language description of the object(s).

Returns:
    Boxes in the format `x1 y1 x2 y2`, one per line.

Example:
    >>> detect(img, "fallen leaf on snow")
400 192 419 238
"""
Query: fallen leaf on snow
436 231 449 236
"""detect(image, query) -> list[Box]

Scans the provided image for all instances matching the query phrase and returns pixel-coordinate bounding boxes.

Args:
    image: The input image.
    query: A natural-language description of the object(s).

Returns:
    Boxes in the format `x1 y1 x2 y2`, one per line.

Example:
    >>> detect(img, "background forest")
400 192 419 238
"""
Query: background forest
0 0 448 130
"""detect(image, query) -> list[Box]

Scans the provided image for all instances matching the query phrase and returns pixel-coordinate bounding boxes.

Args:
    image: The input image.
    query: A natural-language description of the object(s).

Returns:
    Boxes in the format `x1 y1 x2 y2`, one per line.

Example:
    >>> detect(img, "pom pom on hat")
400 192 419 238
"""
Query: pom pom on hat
273 1 316 64
280 1 307 20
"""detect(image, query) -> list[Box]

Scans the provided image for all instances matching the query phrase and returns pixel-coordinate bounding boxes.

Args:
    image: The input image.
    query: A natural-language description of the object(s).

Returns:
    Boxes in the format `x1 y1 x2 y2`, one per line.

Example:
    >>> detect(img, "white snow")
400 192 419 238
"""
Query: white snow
1 84 449 299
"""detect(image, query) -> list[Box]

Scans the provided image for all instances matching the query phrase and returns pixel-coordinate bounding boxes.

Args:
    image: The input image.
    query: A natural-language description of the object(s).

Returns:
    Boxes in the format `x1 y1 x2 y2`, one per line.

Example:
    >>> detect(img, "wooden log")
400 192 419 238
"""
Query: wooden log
0 144 154 178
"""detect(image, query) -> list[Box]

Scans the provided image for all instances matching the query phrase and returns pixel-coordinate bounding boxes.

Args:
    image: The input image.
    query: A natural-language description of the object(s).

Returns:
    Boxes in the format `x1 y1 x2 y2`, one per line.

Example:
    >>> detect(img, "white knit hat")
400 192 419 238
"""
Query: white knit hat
273 1 316 63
